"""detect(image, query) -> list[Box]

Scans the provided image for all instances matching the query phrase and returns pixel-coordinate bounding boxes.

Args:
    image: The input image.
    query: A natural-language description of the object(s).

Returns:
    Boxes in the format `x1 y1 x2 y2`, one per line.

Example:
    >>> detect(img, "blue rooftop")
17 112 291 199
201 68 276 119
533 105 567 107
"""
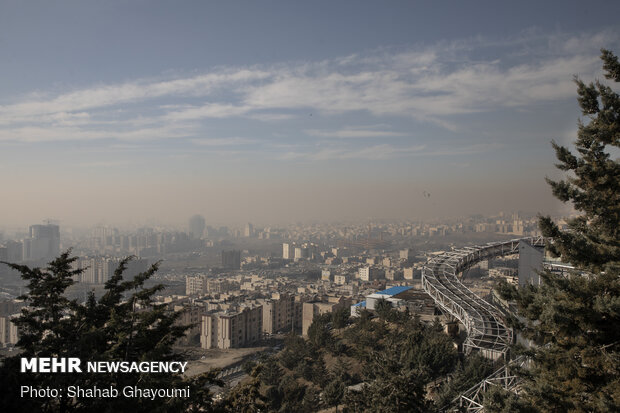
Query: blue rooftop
352 301 366 307
376 286 412 296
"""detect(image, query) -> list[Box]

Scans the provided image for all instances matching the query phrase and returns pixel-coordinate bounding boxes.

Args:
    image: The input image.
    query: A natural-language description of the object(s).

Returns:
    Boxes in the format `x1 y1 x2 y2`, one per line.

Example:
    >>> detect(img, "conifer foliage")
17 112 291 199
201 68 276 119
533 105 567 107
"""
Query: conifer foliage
0 252 219 413
495 49 620 412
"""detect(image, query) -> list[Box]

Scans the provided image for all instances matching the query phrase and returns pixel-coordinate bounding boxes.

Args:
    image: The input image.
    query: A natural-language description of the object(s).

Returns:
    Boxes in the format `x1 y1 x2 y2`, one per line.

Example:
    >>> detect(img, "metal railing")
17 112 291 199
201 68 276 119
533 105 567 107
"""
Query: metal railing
421 236 545 412
422 236 543 360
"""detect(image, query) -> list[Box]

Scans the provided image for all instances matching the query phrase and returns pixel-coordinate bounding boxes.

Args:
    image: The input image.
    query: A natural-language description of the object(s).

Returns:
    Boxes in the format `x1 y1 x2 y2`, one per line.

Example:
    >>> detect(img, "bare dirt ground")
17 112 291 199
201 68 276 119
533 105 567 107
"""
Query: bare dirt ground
183 346 268 377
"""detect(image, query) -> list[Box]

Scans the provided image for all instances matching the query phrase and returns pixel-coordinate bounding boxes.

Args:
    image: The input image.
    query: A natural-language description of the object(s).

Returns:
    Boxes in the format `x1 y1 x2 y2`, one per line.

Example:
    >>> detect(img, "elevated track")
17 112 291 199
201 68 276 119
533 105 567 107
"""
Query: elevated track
422 237 544 360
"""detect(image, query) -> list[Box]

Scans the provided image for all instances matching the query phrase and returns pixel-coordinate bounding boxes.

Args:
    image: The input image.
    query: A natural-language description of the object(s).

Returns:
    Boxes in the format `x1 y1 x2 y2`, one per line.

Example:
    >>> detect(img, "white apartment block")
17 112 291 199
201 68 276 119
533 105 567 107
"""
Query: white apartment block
294 247 308 260
334 274 349 285
260 293 296 334
186 275 208 295
200 304 263 349
0 315 19 346
282 243 294 259
359 266 383 281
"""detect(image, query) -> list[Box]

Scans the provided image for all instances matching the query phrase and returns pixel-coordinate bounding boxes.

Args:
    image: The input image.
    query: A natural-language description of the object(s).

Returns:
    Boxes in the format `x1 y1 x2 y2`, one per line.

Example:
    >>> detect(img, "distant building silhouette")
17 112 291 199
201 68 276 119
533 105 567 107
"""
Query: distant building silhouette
70 257 148 284
22 224 60 262
282 242 294 259
188 215 206 239
222 250 241 270
244 223 254 237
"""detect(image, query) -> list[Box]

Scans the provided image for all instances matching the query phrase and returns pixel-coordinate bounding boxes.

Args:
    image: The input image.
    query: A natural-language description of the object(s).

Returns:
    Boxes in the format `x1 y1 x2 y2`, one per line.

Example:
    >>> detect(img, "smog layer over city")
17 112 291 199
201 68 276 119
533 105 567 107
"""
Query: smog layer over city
1 1 619 412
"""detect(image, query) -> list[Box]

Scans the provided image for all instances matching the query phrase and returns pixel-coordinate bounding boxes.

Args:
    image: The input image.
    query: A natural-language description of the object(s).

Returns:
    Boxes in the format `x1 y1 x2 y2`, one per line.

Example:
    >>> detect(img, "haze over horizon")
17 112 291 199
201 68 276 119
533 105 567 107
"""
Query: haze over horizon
1 1 618 228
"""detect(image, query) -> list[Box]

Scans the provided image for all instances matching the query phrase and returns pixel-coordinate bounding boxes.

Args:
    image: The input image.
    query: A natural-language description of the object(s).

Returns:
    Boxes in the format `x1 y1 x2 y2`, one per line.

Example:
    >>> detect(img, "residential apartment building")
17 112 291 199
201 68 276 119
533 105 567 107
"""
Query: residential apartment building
222 250 241 270
0 315 19 346
186 275 208 296
359 266 383 281
200 304 263 349
302 296 351 336
260 293 300 334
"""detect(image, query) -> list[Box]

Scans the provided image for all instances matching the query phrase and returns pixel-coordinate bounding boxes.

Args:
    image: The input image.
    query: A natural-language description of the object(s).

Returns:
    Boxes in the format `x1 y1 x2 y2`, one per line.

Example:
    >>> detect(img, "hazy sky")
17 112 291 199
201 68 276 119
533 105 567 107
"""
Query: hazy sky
1 0 618 228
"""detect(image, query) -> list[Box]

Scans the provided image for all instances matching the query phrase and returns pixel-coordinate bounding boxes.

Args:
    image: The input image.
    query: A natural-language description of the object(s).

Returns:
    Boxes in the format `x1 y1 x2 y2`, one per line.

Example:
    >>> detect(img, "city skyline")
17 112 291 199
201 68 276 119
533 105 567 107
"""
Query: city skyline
1 1 619 227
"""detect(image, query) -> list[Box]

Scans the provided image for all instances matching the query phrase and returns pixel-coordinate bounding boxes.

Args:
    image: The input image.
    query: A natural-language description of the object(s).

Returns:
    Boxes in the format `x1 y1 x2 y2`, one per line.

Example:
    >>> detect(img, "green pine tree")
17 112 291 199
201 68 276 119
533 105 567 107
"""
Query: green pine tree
495 49 620 412
322 379 345 411
0 252 220 413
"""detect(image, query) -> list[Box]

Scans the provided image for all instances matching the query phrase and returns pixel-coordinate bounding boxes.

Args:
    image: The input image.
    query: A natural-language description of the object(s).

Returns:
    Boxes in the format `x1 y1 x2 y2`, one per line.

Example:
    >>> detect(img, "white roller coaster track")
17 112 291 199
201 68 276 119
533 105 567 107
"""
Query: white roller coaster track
422 236 544 360
421 236 545 412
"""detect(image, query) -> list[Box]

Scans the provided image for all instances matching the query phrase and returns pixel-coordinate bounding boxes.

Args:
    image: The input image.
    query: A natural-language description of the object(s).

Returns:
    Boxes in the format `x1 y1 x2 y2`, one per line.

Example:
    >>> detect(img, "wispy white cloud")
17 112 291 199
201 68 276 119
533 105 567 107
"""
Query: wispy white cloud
276 141 502 161
0 70 270 121
165 104 254 120
415 142 504 157
305 127 407 138
278 144 426 161
248 112 297 122
190 137 257 146
0 30 615 144
0 124 196 142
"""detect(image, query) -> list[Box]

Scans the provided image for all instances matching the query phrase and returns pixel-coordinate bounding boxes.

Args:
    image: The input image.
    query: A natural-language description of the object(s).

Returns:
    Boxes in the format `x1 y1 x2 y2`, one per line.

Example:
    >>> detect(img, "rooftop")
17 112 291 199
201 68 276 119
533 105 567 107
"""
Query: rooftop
375 286 412 296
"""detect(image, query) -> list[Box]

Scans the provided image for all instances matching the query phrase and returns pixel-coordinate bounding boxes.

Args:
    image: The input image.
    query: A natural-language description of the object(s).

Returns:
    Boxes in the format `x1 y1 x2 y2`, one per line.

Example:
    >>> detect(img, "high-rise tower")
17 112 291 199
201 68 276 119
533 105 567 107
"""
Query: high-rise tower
188 215 206 239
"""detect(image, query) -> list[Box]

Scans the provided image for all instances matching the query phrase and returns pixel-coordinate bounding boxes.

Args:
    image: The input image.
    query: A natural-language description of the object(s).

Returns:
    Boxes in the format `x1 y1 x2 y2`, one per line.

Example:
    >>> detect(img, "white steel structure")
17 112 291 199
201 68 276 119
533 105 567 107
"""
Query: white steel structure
422 237 544 360
422 237 545 412
452 354 529 412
